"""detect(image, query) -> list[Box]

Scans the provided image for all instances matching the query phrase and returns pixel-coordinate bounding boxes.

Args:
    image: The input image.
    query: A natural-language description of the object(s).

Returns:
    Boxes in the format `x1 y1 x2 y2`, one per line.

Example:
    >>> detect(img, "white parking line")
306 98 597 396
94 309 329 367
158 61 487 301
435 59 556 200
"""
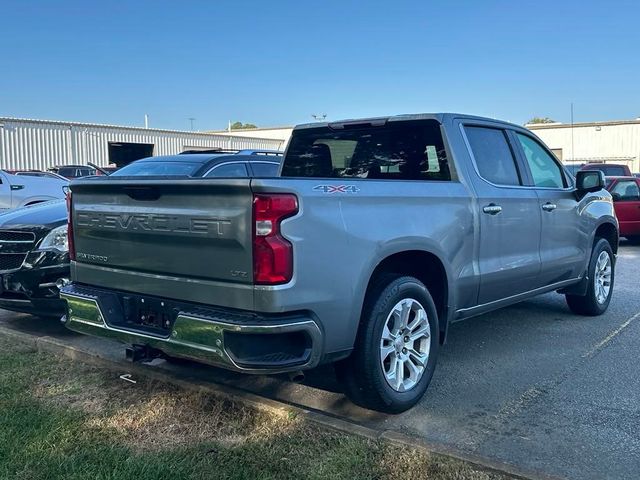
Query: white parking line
582 311 640 359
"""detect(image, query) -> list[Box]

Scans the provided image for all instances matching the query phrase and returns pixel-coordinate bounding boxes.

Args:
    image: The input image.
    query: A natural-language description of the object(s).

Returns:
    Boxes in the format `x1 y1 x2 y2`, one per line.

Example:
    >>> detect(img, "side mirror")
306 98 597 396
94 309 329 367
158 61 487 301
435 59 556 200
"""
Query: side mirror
612 192 622 202
575 170 605 195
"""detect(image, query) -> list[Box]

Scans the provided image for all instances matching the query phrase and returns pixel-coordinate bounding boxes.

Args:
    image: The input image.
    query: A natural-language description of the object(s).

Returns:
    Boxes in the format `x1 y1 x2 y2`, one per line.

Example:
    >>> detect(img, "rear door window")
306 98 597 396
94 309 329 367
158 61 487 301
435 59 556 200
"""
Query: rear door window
464 126 521 186
282 120 451 181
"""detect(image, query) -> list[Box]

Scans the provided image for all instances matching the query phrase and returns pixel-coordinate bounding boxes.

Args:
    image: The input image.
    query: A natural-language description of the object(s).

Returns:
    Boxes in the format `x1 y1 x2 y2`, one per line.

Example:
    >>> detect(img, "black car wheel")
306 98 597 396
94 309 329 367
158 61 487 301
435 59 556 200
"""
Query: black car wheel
336 275 439 413
566 238 615 316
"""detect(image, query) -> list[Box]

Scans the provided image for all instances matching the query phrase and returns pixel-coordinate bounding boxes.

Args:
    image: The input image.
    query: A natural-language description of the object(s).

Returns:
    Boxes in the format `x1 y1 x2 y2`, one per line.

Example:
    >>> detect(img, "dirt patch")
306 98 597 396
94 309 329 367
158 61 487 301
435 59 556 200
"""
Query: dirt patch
31 363 295 451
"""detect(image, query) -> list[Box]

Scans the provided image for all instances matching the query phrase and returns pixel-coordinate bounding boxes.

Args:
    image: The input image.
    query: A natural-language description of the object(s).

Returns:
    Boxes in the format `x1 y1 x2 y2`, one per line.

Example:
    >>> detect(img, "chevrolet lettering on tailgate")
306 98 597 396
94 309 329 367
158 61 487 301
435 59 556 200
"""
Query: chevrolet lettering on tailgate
76 212 231 236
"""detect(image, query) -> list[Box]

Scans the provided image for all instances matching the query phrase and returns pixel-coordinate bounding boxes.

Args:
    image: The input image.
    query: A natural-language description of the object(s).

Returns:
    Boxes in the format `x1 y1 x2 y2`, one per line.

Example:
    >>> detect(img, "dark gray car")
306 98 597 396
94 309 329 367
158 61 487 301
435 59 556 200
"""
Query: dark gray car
0 200 69 317
60 113 618 413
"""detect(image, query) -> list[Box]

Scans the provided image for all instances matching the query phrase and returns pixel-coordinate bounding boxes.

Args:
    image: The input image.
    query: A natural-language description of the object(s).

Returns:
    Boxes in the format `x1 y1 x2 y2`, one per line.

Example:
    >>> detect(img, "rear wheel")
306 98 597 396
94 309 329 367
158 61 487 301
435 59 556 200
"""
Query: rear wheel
336 275 439 413
566 238 614 316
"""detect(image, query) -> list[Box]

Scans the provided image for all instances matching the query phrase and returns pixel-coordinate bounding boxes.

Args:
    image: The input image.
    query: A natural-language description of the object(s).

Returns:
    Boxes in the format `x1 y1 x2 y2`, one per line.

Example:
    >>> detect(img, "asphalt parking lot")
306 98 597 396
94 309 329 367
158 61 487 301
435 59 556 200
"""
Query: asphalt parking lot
2 241 639 480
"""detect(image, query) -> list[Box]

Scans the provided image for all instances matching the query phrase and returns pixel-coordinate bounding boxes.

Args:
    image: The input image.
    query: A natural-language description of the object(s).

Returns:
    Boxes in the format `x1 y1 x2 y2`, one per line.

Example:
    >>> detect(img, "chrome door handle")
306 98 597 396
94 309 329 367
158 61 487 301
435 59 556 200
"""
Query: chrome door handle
542 203 557 212
482 204 502 215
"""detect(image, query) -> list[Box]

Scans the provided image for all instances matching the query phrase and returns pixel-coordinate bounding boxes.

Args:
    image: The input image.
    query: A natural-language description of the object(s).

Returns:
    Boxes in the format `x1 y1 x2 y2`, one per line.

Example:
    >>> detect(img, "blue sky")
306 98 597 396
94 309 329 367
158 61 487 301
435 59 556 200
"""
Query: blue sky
1 1 638 131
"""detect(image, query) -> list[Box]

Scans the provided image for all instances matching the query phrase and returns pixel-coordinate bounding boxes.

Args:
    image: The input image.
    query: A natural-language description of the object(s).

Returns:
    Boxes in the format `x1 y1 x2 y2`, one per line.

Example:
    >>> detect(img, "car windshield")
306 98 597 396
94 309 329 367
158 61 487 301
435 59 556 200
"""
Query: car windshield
110 161 201 177
592 165 627 176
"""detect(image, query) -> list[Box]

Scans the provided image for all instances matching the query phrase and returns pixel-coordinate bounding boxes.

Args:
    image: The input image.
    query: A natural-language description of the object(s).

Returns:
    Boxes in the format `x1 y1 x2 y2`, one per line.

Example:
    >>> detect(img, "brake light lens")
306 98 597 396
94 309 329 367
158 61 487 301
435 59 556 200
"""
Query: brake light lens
253 193 298 284
66 190 76 261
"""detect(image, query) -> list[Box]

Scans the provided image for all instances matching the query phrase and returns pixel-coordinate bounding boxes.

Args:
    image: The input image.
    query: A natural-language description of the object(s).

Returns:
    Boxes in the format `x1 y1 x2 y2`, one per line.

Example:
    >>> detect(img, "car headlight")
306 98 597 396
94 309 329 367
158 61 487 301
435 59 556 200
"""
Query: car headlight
38 225 68 253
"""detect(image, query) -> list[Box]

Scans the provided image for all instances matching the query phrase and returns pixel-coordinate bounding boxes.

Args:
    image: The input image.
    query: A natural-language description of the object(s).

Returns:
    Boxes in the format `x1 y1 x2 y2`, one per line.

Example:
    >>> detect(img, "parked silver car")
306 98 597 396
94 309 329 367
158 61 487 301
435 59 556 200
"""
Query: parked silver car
0 170 68 211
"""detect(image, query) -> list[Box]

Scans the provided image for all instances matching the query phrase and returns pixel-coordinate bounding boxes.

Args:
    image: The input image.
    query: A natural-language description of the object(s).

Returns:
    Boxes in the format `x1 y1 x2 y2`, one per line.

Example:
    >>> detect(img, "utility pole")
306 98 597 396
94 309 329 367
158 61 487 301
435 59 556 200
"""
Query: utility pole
188 117 196 131
570 103 574 162
144 114 149 129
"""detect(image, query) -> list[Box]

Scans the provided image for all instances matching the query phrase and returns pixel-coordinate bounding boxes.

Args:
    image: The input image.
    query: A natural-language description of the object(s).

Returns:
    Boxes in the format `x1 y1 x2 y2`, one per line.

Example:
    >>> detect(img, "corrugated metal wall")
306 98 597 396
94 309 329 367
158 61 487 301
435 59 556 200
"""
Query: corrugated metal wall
530 122 640 172
0 118 285 171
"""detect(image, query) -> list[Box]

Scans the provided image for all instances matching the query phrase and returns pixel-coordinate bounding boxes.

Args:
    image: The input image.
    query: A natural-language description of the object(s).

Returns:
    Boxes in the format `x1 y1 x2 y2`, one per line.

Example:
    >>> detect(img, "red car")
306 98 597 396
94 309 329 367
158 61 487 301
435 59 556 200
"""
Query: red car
582 163 632 177
606 176 640 244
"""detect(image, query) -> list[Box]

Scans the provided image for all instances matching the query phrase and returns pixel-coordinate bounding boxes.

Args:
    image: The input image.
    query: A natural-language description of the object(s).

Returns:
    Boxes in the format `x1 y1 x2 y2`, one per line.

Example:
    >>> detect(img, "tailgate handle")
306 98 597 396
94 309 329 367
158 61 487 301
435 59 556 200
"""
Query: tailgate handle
123 186 162 201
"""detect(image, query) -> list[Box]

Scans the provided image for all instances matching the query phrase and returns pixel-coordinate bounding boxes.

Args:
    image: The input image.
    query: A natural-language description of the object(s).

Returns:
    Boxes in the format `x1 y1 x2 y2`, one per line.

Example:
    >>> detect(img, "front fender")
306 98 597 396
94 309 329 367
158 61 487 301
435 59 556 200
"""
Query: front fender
578 192 618 249
561 192 618 296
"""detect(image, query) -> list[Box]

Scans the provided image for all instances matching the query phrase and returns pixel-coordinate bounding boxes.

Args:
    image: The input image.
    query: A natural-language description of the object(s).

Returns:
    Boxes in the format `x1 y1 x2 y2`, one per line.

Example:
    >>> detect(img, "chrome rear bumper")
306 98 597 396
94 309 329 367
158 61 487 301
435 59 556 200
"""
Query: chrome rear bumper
60 284 322 374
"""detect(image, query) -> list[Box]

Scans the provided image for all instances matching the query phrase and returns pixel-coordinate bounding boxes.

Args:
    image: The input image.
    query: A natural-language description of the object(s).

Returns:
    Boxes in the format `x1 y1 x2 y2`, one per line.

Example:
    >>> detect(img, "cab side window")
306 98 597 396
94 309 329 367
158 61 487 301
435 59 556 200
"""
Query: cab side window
516 133 566 189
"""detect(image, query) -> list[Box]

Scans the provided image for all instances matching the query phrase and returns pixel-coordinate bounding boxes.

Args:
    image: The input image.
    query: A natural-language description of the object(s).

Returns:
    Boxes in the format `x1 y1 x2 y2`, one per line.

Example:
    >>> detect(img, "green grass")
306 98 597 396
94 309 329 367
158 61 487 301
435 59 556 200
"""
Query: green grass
0 338 511 480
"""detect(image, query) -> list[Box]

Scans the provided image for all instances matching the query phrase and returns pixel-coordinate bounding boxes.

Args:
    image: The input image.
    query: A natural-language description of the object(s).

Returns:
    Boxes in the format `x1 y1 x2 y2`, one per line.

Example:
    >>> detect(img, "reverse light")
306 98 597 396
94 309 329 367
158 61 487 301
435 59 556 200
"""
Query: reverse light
253 193 298 285
66 191 76 261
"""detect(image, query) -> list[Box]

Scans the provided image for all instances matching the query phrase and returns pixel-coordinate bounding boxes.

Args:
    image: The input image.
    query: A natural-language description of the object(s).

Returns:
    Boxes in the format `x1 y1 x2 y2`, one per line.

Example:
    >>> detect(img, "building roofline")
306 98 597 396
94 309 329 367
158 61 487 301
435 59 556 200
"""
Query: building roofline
207 125 294 133
527 118 640 130
0 116 285 145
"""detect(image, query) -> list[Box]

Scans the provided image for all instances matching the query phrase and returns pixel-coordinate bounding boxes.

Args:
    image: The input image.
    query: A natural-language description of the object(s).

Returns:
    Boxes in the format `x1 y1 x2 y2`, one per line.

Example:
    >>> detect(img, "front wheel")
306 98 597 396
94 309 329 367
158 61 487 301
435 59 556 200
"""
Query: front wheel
566 238 615 316
336 276 439 413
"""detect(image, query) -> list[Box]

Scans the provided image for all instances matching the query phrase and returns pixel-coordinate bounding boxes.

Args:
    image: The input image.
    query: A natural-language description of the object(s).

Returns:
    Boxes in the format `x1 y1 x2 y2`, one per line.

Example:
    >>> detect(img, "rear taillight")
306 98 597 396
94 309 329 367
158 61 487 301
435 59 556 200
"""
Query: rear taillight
253 193 298 285
66 191 76 261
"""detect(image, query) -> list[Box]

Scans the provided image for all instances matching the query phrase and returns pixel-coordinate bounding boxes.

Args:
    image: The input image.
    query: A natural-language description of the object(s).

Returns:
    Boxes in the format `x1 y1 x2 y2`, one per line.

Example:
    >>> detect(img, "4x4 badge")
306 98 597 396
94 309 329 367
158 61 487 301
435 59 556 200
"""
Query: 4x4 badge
313 185 360 194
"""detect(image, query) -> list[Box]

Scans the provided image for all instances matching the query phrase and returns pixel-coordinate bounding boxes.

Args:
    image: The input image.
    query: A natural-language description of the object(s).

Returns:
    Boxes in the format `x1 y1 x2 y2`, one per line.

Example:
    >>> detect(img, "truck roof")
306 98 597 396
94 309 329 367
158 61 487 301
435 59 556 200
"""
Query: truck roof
293 113 523 131
132 153 281 165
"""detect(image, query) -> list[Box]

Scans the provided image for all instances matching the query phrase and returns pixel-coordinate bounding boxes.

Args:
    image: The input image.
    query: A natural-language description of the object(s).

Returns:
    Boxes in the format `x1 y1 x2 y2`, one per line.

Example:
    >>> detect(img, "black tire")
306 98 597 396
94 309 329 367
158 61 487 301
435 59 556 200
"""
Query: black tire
566 238 615 316
336 275 439 414
626 236 640 246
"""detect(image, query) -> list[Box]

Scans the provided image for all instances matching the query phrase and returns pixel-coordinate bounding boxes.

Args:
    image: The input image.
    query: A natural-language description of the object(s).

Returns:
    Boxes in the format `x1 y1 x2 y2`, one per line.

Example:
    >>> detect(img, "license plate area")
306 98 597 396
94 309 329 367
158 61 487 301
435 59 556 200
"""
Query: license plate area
112 294 180 337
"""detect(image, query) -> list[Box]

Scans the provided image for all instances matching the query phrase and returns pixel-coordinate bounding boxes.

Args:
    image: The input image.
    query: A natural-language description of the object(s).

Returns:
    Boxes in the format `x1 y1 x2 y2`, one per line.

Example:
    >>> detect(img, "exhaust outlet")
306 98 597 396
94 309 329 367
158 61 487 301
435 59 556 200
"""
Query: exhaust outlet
288 370 305 383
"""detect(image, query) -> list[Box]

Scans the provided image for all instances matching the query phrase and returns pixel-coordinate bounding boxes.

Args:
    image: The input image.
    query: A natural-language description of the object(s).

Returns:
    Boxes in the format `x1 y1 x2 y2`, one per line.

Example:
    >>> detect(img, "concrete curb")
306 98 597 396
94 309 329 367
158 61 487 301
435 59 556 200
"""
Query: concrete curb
1 325 563 480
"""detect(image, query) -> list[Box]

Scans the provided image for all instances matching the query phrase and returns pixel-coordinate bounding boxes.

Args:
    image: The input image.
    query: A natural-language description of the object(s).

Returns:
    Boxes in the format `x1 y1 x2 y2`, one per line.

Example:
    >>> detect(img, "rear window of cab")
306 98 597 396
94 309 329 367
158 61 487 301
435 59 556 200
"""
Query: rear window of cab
282 120 451 181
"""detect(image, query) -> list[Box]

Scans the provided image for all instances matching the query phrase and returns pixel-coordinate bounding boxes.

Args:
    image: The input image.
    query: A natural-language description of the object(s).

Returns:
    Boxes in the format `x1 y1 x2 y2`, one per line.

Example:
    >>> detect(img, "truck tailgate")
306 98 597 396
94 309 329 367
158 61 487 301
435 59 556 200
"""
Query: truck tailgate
70 178 254 307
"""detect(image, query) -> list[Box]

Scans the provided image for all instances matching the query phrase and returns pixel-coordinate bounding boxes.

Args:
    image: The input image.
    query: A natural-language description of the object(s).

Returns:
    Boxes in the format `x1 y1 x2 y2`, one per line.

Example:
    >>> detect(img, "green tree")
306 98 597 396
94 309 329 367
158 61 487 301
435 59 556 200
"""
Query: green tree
230 121 258 130
526 117 557 125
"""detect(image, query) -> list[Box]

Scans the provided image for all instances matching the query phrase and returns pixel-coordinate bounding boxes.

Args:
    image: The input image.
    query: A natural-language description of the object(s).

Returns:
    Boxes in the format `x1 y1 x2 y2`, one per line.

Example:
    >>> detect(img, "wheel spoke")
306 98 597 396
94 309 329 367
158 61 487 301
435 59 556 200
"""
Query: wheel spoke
407 308 425 332
390 305 404 335
386 353 398 377
405 357 421 381
409 324 430 341
399 301 411 329
409 349 427 367
395 357 404 390
382 323 395 342
380 344 394 361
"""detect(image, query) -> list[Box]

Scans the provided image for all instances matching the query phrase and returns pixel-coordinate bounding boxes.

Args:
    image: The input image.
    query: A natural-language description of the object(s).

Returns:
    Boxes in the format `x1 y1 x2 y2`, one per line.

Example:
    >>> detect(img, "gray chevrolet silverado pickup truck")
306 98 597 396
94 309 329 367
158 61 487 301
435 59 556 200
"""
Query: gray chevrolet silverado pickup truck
60 113 618 413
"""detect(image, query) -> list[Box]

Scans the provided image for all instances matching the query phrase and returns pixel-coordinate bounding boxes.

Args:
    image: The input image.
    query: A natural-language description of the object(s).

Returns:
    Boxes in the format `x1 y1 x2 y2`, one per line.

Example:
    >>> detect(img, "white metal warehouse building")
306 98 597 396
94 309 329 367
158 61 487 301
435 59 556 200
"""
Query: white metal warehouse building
528 118 640 173
0 117 286 171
